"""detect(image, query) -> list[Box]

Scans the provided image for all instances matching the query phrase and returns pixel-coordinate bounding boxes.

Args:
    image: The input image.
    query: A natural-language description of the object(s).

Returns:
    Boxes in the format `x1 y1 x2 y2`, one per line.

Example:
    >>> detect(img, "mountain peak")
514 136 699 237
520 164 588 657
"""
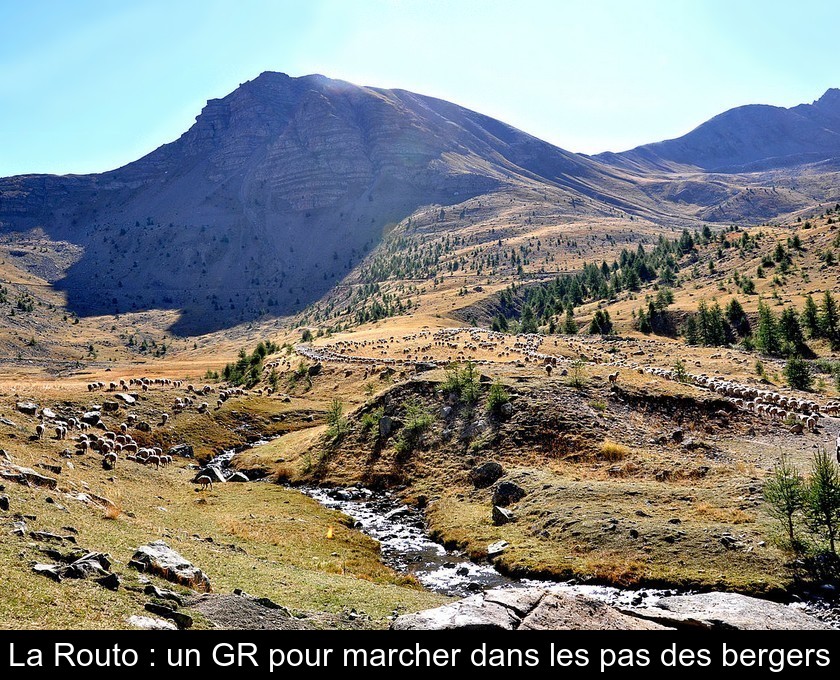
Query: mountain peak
814 87 840 108
0 72 627 335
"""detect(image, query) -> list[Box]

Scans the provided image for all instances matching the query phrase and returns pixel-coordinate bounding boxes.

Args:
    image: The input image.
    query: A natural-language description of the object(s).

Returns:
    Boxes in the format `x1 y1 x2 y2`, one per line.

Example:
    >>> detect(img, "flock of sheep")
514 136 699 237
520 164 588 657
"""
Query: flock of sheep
641 366 824 432
87 377 184 392
29 378 261 483
297 327 839 434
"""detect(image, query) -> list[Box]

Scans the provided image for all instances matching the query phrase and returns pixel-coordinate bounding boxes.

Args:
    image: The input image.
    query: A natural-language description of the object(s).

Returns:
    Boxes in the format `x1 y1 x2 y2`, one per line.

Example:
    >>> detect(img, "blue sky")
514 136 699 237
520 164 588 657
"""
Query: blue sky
1 0 838 176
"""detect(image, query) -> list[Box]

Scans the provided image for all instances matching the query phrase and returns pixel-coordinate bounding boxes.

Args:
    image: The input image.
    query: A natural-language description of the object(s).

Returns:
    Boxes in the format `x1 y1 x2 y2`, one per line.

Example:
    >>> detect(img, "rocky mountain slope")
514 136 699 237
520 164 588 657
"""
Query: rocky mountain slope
0 73 668 335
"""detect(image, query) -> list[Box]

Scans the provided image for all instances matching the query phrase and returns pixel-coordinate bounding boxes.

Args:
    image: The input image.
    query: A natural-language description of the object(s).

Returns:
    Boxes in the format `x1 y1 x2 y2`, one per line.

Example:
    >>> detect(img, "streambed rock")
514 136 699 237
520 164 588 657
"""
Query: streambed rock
392 588 668 630
393 588 830 630
623 592 830 630
196 466 226 484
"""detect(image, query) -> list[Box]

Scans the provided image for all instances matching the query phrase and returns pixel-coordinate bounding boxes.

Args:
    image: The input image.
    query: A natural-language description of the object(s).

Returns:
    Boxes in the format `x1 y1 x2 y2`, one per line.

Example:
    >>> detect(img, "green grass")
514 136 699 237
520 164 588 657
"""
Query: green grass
0 388 446 629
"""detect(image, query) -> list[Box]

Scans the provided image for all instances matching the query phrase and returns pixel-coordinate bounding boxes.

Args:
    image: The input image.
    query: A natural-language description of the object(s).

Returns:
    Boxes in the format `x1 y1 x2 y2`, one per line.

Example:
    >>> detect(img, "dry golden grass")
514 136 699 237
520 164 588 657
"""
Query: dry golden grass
597 440 629 462
694 502 755 525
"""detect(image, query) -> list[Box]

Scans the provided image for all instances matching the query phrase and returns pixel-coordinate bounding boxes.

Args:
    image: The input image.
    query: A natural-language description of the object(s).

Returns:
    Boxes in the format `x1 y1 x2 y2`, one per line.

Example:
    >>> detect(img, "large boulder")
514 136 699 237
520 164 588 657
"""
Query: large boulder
31 552 112 582
492 506 515 525
169 443 194 458
307 363 323 376
0 465 57 490
469 461 504 489
127 615 177 630
623 592 830 630
16 401 38 416
129 540 211 592
392 588 668 630
492 481 525 507
114 393 137 405
378 416 398 439
391 593 520 630
81 411 101 425
196 466 226 484
520 592 666 630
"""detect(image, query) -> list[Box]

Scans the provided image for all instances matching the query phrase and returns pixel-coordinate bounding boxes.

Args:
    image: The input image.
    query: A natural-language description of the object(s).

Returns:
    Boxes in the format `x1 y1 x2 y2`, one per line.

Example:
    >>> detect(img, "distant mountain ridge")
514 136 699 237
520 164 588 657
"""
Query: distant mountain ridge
0 73 838 335
597 88 840 173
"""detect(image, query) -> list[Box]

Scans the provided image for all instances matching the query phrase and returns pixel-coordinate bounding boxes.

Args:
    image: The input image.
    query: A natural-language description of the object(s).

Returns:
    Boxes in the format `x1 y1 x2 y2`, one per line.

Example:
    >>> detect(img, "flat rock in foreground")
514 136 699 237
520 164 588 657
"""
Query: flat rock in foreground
393 588 831 630
129 540 211 592
391 588 667 630
623 592 830 630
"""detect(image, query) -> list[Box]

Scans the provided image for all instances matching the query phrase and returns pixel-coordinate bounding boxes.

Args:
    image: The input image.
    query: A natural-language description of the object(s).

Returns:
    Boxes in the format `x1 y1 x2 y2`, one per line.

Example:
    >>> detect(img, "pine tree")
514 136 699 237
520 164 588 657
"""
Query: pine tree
764 455 806 549
778 306 806 356
784 356 812 391
802 294 821 338
756 300 782 356
637 308 651 333
678 229 695 254
562 307 578 335
683 315 699 345
820 290 840 349
520 305 538 334
807 449 840 556
588 309 613 335
726 297 750 337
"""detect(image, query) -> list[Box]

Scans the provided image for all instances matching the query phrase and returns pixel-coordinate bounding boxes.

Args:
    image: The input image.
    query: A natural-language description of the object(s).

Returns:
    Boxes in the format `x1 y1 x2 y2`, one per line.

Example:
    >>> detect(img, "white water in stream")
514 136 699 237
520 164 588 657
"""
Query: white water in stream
201 445 840 626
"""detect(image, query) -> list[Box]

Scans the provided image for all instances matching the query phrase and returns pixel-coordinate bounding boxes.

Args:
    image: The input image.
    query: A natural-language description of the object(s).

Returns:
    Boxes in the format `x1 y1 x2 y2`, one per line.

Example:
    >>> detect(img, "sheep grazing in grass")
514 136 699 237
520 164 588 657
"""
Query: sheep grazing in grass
196 474 213 491
147 454 161 469
35 423 44 440
102 452 117 470
198 402 209 414
608 371 619 384
159 413 169 426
